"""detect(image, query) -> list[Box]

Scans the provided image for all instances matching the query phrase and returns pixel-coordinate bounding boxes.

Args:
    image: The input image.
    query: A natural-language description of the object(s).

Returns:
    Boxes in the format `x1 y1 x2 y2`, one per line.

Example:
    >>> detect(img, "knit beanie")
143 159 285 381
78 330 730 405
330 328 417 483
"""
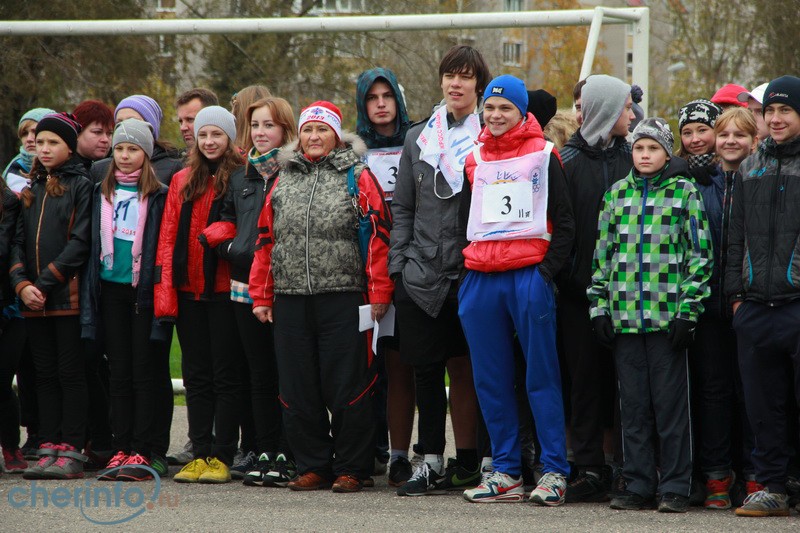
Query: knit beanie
115 95 164 139
632 117 674 156
580 75 632 146
484 75 528 118
762 75 800 117
678 99 722 132
19 107 56 128
299 101 343 140
711 84 748 108
194 105 237 142
35 112 82 152
526 89 557 128
112 118 155 158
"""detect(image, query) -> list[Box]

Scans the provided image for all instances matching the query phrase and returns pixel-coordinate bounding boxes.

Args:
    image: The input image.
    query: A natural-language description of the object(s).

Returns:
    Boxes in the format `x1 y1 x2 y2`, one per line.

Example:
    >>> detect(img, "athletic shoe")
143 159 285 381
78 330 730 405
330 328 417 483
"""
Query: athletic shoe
174 458 208 483
735 488 790 517
288 472 332 491
167 440 193 466
609 490 657 510
98 451 129 481
243 453 273 487
463 471 525 503
199 457 231 484
83 444 114 472
23 443 61 480
396 462 445 496
435 458 480 491
264 454 297 488
658 492 690 513
566 470 610 503
3 448 28 473
116 454 153 482
374 457 388 476
42 443 86 479
332 474 363 493
529 472 567 506
388 457 412 487
746 480 765 495
150 454 169 478
20 435 42 460
704 475 734 509
231 450 257 480
480 464 494 485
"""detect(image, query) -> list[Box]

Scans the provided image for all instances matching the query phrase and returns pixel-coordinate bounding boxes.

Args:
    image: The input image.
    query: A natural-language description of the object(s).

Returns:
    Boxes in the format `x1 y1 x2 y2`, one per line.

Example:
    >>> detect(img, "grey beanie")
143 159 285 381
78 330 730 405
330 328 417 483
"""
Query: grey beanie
580 75 632 146
194 105 236 143
632 117 674 155
112 118 154 158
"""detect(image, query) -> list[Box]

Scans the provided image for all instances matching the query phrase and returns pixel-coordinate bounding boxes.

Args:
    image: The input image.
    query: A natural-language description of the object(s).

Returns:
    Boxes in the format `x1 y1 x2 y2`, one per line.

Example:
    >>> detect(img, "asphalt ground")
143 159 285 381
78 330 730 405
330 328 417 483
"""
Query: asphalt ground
1 406 798 532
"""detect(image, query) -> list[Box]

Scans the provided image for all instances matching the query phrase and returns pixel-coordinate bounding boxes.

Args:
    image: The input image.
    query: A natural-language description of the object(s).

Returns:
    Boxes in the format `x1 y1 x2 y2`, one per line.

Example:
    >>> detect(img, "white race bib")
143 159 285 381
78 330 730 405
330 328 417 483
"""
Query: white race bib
113 189 140 242
467 142 553 241
6 172 29 194
365 147 402 201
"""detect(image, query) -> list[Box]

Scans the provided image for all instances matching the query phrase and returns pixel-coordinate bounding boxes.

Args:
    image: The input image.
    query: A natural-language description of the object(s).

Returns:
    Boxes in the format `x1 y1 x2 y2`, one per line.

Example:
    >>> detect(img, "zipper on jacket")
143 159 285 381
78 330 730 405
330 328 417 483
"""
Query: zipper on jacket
35 190 48 280
602 151 610 191
305 166 320 294
765 159 781 302
637 179 648 329
415 173 423 212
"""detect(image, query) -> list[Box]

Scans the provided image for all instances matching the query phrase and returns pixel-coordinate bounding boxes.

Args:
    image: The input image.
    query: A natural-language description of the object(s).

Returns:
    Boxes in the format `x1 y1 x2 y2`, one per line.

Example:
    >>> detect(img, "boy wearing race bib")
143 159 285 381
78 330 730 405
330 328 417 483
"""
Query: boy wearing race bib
458 75 574 505
355 68 416 486
588 118 712 513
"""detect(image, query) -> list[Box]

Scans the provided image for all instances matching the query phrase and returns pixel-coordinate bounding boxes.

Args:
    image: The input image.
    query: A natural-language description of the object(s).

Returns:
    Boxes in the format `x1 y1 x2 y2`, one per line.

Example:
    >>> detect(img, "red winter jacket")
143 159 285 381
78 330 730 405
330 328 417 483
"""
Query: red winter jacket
154 167 232 319
462 113 563 274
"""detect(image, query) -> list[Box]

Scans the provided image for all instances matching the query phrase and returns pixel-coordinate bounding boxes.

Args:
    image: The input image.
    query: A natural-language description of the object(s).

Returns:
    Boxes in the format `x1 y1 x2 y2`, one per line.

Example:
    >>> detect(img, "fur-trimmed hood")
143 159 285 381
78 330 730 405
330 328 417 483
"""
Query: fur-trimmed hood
278 131 367 172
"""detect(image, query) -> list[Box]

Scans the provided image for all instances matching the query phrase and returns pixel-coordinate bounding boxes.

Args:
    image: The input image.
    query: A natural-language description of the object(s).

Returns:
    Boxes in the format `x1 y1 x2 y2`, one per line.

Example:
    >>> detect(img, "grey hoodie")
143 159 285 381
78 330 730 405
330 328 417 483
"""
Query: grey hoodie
580 75 631 147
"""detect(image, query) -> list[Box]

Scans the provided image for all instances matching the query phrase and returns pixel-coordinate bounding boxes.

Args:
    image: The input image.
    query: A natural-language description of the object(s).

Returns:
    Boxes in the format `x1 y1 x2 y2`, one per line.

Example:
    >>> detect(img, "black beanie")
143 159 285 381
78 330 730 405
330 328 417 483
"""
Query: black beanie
763 75 800 117
35 112 82 152
526 89 557 128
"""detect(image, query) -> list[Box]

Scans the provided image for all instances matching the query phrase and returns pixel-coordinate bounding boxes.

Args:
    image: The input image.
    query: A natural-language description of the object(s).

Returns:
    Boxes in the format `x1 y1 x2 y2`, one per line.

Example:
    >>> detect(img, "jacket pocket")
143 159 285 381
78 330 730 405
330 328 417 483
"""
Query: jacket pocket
741 240 752 292
402 244 439 286
787 234 800 288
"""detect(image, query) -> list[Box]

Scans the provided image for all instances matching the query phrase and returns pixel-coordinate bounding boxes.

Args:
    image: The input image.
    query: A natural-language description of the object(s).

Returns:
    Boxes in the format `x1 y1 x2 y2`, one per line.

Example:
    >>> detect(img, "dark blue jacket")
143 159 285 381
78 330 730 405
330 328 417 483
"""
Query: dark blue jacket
693 163 730 314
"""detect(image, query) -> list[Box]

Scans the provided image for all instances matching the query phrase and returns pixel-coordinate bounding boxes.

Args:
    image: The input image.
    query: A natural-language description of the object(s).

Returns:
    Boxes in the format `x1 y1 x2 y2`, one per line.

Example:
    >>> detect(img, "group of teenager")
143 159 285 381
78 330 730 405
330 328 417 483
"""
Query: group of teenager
0 42 799 518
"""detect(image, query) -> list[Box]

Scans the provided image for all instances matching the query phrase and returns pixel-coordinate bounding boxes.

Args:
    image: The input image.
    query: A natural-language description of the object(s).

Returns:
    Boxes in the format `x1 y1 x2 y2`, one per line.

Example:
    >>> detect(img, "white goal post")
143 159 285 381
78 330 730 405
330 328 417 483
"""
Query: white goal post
1 7 650 114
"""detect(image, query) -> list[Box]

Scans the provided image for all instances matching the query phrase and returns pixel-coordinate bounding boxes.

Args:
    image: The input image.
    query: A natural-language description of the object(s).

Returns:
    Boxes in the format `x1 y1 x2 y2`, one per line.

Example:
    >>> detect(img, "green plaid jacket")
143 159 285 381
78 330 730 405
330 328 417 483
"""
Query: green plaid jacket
587 159 713 333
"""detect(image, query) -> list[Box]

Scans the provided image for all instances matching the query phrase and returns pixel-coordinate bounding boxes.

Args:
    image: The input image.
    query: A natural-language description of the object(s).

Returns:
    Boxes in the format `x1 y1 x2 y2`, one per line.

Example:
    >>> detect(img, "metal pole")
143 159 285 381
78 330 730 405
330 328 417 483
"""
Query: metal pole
631 7 650 116
0 9 640 36
579 6 606 81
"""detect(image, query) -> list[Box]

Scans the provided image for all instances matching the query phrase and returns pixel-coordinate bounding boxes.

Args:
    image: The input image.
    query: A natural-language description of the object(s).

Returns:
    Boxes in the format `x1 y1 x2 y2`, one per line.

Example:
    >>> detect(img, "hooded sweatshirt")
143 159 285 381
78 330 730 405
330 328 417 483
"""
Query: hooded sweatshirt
356 68 412 149
579 75 631 147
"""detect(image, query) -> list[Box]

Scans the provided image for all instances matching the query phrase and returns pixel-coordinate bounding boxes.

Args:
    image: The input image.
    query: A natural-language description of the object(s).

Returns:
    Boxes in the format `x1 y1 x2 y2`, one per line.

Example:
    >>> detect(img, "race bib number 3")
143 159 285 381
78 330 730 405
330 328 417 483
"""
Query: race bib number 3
481 182 533 223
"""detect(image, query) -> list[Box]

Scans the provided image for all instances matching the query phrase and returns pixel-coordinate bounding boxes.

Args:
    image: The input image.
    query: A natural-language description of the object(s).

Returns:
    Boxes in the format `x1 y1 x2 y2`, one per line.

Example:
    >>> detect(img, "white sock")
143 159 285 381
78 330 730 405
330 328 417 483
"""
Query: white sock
480 457 493 471
424 454 444 475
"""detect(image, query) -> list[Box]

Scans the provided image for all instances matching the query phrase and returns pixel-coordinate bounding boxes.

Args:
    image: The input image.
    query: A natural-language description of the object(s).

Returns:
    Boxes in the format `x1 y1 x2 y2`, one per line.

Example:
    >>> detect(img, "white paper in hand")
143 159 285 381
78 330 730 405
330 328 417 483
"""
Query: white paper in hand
358 304 397 352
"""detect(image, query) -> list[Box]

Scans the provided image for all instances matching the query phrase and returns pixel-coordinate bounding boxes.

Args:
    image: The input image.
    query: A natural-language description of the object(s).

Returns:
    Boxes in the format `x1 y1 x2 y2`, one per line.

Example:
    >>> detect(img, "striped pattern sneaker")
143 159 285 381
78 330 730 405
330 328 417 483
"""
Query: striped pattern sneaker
529 472 567 507
735 489 790 517
704 475 733 509
463 471 525 503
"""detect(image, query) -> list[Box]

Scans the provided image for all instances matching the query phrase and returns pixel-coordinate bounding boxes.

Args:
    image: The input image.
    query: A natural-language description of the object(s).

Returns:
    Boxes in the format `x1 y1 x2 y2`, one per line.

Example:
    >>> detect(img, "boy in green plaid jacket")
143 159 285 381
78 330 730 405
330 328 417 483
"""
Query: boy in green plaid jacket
587 118 713 513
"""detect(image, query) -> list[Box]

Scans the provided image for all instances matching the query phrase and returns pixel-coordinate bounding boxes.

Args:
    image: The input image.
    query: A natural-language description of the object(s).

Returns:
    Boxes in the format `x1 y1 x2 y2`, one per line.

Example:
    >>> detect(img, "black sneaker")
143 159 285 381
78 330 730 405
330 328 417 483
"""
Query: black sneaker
263 453 297 488
434 458 480 491
396 462 445 496
231 451 257 480
388 457 412 487
243 453 273 487
610 490 657 510
566 469 611 503
658 492 690 513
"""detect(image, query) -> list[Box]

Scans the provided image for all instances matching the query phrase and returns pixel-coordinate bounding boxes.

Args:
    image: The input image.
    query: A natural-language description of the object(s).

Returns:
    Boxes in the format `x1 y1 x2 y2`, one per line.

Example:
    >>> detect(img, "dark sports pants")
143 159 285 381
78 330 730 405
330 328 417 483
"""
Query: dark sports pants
0 318 26 449
734 300 800 494
273 292 375 479
177 296 242 465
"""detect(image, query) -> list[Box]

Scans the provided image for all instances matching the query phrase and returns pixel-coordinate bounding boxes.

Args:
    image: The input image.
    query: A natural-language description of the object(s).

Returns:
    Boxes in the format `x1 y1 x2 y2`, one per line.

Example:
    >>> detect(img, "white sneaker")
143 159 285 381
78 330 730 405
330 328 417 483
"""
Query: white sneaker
463 471 524 503
529 471 567 506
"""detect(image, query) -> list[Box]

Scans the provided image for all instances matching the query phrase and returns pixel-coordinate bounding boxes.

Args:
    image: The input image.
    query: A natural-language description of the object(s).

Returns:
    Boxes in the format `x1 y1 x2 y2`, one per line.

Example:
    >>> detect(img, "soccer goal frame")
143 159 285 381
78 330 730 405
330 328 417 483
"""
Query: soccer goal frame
1 6 650 115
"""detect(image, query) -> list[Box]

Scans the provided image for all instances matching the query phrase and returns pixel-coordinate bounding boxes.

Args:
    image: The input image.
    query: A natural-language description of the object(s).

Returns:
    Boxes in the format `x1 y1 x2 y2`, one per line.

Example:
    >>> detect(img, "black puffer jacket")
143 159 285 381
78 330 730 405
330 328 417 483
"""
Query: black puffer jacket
201 163 277 283
555 130 632 299
80 183 169 341
89 144 183 186
725 136 800 306
0 186 20 307
10 157 92 316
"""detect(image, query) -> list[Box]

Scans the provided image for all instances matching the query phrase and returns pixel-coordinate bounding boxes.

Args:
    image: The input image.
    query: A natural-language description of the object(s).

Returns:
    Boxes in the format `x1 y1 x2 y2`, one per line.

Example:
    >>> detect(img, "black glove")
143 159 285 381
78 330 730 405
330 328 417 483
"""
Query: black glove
592 315 615 347
667 318 696 351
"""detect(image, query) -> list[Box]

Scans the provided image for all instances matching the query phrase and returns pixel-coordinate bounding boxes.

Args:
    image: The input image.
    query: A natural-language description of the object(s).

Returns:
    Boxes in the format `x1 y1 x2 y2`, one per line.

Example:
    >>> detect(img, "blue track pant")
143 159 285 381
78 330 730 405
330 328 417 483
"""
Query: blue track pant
458 265 569 477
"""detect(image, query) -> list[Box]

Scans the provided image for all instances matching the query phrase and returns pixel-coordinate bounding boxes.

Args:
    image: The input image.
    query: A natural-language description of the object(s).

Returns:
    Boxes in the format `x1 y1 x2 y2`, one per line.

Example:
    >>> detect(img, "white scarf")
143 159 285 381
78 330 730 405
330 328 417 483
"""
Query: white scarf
416 106 480 195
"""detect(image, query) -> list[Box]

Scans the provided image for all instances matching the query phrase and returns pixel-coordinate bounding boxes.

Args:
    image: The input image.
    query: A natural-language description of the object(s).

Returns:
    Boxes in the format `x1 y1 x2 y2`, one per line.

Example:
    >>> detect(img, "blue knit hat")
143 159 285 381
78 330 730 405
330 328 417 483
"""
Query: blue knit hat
19 107 56 128
115 95 163 139
484 75 528 118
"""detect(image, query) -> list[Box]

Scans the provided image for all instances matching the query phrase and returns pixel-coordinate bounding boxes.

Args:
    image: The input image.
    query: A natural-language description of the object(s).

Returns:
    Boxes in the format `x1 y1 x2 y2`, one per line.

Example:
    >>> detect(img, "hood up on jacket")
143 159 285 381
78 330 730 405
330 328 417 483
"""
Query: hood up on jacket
355 68 412 149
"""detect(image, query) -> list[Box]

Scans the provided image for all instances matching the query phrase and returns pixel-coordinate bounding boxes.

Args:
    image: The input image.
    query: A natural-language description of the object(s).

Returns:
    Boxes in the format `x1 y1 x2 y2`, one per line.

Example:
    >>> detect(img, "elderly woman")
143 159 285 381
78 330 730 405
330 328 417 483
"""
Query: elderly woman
250 101 392 493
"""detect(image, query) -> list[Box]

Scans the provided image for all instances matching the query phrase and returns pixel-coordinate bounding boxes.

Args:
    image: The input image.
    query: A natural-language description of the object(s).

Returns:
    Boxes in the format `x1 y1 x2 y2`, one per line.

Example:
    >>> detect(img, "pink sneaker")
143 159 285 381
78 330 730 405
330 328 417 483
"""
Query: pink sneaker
116 454 154 482
3 448 28 473
42 443 87 480
98 451 129 481
22 442 61 479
